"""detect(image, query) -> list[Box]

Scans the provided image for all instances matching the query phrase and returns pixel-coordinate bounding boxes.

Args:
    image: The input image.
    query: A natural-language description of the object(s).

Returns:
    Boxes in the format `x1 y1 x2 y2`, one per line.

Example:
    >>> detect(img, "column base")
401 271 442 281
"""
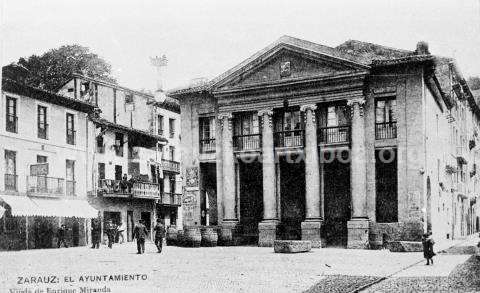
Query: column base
301 219 323 248
218 220 239 246
258 220 279 247
347 218 370 249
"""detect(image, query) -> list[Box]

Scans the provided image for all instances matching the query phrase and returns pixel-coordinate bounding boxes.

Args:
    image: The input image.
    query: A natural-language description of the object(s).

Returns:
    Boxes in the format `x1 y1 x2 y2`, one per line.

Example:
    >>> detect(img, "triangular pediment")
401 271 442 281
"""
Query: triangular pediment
213 37 369 91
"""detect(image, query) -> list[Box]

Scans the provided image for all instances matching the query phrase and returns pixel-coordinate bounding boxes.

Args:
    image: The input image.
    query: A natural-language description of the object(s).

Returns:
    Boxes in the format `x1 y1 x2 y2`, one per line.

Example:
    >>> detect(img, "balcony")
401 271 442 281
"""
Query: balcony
233 134 261 151
6 115 18 133
98 179 160 199
375 122 397 140
318 125 350 145
200 138 216 153
132 182 161 199
160 192 182 206
27 175 64 196
4 174 17 191
274 130 304 148
162 159 180 174
66 129 76 145
38 124 49 140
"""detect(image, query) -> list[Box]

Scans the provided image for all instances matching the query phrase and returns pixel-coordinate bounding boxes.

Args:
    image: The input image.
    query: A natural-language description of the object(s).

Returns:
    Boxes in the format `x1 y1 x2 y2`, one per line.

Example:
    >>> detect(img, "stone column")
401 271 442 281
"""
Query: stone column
300 104 323 248
346 98 370 249
258 109 279 247
219 112 238 245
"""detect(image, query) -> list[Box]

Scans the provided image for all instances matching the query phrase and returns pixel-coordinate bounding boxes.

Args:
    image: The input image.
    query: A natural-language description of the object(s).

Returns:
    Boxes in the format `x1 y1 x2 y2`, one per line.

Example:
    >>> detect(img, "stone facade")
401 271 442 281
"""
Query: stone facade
170 36 480 249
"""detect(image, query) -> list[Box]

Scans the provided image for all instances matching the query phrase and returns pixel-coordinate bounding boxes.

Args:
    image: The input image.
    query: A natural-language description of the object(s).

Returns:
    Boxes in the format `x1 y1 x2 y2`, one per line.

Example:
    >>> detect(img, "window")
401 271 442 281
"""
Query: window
375 98 397 139
66 113 75 145
4 150 17 191
37 155 47 163
96 136 105 153
317 104 350 144
66 160 75 196
37 105 48 139
375 98 396 123
6 96 17 133
169 146 175 161
157 115 164 136
233 113 260 150
115 133 124 157
98 163 105 180
169 118 175 138
273 109 304 147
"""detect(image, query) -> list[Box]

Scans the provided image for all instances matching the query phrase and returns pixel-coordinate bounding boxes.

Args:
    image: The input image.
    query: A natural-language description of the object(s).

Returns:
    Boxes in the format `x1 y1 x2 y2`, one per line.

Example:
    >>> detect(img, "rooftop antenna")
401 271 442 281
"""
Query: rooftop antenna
150 55 168 103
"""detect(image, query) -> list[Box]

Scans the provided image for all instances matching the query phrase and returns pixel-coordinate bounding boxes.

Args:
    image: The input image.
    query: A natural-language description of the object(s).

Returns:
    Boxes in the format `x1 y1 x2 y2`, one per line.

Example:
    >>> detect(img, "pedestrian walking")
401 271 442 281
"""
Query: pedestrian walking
91 219 101 249
153 219 166 253
105 220 117 249
422 232 436 265
117 221 126 244
57 224 68 248
133 219 148 254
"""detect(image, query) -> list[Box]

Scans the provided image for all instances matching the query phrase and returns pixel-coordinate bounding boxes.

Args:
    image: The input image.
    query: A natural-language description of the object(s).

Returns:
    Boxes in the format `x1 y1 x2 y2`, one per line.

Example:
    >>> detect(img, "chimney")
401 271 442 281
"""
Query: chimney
150 55 168 103
415 41 430 55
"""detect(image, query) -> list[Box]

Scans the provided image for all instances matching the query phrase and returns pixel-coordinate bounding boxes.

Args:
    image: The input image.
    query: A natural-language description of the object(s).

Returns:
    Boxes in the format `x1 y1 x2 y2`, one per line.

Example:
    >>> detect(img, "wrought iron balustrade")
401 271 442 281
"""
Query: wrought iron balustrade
200 138 216 153
375 122 397 140
274 130 304 147
27 175 64 196
233 134 261 151
318 125 351 144
4 174 17 191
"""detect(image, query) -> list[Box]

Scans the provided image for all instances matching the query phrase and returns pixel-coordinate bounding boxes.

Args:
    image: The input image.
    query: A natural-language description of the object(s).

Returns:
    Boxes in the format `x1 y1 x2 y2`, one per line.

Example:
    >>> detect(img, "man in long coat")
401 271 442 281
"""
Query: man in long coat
133 219 148 254
153 219 166 253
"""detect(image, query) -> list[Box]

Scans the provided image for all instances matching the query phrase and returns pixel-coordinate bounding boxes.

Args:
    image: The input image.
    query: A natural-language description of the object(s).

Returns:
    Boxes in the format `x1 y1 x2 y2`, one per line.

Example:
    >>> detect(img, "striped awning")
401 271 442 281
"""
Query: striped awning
0 195 98 218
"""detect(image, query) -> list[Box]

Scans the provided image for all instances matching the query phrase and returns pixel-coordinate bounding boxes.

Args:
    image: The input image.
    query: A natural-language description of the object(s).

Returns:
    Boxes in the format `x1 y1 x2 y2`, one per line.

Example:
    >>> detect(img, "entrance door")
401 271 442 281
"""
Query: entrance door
115 165 123 181
72 220 80 246
239 161 263 244
127 211 134 242
323 157 351 247
141 212 151 237
279 156 305 240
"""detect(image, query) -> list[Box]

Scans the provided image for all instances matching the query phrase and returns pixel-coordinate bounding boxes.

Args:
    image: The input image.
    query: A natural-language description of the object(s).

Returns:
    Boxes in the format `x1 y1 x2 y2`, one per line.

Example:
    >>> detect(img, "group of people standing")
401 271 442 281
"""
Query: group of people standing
89 218 166 254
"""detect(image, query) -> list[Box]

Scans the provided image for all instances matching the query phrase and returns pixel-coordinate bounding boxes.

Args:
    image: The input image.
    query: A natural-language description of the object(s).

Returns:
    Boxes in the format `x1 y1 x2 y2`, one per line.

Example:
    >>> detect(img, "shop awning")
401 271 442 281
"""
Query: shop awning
0 195 98 218
0 195 41 217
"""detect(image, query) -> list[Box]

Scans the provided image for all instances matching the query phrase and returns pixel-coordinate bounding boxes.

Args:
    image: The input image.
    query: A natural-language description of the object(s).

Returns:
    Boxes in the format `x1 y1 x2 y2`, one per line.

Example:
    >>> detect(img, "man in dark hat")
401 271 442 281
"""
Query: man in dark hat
105 220 117 249
91 219 101 249
153 218 166 253
57 224 68 248
133 219 148 254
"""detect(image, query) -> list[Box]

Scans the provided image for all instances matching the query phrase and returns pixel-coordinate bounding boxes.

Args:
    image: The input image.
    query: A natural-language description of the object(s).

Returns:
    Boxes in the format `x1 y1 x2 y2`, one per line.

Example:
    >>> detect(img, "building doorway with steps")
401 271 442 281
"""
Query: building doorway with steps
279 155 305 240
238 160 263 245
199 163 217 226
323 153 351 247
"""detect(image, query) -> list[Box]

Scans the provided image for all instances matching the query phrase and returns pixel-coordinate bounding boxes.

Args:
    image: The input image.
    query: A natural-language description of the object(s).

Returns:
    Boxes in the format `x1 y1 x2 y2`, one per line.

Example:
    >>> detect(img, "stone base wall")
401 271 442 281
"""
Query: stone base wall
369 221 424 249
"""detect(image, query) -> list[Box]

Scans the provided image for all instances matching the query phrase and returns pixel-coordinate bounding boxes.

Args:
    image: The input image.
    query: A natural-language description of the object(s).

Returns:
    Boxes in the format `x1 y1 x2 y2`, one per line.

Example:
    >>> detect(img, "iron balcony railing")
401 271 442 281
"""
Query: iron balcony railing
274 130 305 148
38 124 49 139
27 175 64 196
4 174 17 191
233 134 261 151
375 121 397 140
318 125 351 144
132 182 160 198
98 179 160 199
200 138 216 153
6 115 18 133
162 159 180 174
66 180 76 196
161 192 182 205
66 129 76 145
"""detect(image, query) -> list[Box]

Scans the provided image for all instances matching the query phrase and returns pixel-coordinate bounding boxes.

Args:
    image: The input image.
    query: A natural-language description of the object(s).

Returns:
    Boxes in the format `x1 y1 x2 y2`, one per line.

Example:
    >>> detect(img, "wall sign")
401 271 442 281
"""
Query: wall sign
30 163 49 176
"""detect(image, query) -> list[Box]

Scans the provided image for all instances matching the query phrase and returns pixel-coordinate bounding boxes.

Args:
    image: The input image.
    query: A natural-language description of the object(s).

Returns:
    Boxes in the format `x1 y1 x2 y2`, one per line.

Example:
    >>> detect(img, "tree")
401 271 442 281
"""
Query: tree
468 76 480 90
2 44 116 91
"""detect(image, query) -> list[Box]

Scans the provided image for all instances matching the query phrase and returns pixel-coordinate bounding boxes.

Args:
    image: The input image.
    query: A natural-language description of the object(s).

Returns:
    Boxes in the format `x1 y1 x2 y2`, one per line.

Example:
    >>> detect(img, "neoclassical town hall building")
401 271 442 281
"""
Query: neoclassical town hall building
169 36 480 248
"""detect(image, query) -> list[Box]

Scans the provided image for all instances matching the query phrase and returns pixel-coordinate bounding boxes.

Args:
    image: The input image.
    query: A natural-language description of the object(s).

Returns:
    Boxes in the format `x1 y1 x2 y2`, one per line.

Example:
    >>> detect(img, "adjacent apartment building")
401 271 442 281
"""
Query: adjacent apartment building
0 78 98 250
58 74 182 242
169 36 480 248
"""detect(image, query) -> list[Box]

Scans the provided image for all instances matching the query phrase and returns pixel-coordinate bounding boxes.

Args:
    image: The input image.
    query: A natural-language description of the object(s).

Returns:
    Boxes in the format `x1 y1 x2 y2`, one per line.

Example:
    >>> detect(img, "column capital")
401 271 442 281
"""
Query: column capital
218 112 233 121
346 98 366 107
257 109 274 117
300 104 317 112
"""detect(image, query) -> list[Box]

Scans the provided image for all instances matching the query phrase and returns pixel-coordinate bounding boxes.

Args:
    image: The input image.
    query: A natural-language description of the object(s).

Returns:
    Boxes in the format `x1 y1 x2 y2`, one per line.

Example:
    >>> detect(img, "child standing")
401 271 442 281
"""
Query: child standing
422 232 436 265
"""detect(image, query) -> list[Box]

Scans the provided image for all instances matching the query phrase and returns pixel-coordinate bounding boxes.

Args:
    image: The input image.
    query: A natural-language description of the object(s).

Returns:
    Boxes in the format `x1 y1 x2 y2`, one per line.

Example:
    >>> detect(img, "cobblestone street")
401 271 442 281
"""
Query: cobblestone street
1 239 475 293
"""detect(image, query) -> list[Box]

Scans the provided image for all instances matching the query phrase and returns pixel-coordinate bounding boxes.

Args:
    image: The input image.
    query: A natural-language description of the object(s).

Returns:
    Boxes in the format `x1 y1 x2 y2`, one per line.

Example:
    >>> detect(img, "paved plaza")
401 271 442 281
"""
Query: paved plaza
1 237 477 293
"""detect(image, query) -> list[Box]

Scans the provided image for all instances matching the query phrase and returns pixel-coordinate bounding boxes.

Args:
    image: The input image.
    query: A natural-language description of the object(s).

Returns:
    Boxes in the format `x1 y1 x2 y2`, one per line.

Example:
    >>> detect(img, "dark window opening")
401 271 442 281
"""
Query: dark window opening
66 113 75 145
6 96 17 133
375 148 398 222
37 105 48 139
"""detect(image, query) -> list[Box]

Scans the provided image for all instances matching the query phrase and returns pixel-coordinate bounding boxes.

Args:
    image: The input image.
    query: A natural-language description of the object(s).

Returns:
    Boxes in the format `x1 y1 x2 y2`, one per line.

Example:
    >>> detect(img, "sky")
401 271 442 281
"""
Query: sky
1 0 480 92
